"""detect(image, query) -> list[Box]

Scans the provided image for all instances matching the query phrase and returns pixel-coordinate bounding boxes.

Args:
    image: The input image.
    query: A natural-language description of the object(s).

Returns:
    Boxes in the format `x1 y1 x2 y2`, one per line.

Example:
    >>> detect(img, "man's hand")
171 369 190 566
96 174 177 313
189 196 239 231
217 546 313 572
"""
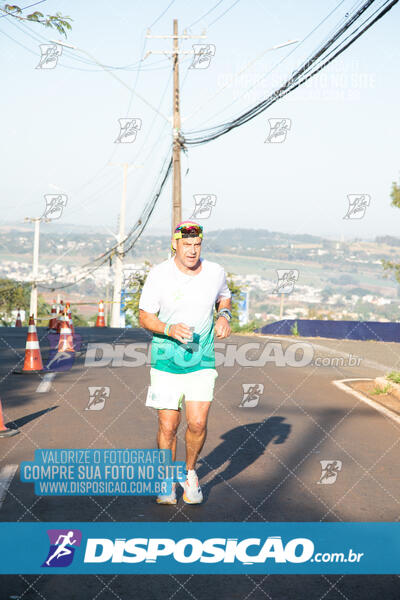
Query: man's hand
215 316 231 339
169 323 193 344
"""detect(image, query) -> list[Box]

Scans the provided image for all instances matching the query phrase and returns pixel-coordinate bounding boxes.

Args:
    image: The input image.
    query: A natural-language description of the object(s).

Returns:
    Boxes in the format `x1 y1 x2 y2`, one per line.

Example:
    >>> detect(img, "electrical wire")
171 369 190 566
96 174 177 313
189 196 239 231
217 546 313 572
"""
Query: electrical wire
2 12 175 71
207 0 242 27
149 0 176 28
36 152 173 290
189 0 362 131
182 0 397 146
186 0 225 29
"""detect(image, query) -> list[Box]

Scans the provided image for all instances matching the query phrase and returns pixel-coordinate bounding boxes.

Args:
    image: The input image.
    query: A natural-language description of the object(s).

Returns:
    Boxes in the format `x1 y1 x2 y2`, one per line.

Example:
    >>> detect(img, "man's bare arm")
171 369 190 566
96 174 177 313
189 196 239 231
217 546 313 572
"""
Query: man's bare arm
139 309 192 344
216 297 232 312
215 297 232 339
139 309 167 335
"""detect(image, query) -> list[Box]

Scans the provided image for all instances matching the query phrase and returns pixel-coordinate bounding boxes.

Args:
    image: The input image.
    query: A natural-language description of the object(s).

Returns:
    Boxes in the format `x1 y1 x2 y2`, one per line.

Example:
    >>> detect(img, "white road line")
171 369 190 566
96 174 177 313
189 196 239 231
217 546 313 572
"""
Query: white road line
333 378 400 425
0 464 18 509
36 372 57 393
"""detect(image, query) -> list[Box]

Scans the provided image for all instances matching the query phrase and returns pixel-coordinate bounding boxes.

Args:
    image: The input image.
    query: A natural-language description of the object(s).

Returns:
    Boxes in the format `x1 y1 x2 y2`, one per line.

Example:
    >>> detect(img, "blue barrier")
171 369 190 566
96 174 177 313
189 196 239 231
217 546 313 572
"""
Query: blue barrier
257 319 400 343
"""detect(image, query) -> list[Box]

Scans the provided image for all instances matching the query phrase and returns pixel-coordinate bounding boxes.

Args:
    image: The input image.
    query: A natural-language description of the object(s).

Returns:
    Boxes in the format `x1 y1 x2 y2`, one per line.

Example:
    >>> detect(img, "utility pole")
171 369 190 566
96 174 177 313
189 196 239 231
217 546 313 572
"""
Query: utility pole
25 216 50 320
172 19 182 235
109 163 143 328
104 256 112 326
110 163 128 328
31 218 40 319
146 22 205 235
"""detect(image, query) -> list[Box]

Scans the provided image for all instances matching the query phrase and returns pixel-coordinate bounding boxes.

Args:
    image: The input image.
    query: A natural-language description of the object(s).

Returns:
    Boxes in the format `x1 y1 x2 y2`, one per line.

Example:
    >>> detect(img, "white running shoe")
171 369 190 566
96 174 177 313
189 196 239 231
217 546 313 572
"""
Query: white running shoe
181 469 203 504
156 482 177 505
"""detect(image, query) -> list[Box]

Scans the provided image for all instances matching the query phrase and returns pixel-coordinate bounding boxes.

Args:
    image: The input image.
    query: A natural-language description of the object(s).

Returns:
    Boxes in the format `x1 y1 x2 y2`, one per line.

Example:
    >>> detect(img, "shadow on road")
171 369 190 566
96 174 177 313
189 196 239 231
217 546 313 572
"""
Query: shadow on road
198 417 291 498
6 406 58 430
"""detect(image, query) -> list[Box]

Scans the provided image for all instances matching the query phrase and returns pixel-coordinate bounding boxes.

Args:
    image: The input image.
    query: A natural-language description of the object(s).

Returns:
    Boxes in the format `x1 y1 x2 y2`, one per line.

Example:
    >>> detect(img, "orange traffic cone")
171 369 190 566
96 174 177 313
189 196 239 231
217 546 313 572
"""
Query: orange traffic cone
15 309 22 328
58 312 75 353
0 396 19 438
56 308 67 333
95 300 106 327
22 315 44 372
66 302 74 334
48 299 57 330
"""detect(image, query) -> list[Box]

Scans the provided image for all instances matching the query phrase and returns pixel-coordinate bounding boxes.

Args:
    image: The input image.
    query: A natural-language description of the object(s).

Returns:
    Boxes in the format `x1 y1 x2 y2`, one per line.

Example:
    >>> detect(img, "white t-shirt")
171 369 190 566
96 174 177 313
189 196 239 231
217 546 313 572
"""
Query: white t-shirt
139 257 231 373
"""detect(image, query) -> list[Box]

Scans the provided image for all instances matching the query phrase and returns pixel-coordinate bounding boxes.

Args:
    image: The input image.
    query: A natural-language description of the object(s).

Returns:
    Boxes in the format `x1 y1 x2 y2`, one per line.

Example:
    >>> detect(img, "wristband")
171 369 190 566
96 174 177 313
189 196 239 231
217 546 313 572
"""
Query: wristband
217 309 232 322
164 323 171 336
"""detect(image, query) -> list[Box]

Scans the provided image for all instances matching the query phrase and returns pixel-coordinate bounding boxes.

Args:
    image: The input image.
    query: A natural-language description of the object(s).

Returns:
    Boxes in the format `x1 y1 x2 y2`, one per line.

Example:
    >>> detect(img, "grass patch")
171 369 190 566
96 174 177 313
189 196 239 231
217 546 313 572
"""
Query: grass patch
371 384 392 395
386 371 400 385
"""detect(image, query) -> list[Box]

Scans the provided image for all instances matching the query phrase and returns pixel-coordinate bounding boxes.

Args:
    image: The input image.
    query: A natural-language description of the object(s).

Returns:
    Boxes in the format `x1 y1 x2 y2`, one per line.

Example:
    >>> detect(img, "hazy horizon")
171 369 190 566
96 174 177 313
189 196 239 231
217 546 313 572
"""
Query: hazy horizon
0 220 396 243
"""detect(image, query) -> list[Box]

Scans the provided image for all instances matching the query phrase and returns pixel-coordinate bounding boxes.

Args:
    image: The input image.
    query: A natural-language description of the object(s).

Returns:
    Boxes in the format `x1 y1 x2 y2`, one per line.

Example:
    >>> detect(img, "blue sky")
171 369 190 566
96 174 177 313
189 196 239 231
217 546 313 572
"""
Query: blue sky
1 0 399 240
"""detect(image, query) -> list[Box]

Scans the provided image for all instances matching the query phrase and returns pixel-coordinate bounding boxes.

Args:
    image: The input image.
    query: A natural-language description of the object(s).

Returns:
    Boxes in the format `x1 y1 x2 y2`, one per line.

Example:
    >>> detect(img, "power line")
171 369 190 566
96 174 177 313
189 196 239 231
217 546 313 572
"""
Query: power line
182 0 397 146
207 0 242 27
186 0 225 29
186 0 350 130
149 0 176 28
36 152 173 290
2 13 175 71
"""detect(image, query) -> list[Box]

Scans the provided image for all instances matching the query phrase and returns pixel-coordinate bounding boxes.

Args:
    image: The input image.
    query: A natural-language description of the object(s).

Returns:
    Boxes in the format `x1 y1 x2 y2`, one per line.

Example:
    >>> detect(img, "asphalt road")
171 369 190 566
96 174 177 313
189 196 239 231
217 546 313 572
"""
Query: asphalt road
0 326 399 599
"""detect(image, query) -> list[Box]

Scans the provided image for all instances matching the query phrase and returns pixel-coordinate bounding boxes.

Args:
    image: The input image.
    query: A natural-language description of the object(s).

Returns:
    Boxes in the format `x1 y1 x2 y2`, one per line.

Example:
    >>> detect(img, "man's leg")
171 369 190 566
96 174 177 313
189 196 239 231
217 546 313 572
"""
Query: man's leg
157 409 181 460
185 401 211 469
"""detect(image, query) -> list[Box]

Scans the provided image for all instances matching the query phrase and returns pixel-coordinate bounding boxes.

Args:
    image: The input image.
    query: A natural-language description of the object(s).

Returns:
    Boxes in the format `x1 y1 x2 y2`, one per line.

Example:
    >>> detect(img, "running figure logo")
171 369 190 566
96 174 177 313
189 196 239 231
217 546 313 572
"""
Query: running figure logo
190 44 216 69
42 529 82 567
273 269 299 294
317 460 342 484
115 118 142 143
343 194 370 219
85 386 110 411
190 194 217 219
42 194 68 220
36 43 63 69
265 118 291 143
123 269 144 293
239 384 264 408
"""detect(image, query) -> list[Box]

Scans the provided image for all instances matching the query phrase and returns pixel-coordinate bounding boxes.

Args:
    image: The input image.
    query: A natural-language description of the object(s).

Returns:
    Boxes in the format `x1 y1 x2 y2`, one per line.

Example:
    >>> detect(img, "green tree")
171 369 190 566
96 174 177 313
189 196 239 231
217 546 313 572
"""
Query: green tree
70 309 89 327
0 279 30 324
1 4 72 36
390 180 400 209
37 295 52 326
123 262 153 326
225 274 259 333
0 278 52 325
225 273 242 329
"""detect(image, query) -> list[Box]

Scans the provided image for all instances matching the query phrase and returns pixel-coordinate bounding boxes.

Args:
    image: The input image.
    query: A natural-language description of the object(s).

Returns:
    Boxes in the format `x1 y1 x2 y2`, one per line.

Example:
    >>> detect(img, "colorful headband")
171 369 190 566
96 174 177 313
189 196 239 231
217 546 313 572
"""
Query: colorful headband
173 221 203 240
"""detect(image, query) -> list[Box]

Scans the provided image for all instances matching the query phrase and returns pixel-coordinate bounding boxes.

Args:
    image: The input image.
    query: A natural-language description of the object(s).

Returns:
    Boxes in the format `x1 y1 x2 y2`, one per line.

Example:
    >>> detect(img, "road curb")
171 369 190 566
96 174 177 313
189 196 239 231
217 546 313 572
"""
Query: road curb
333 378 400 426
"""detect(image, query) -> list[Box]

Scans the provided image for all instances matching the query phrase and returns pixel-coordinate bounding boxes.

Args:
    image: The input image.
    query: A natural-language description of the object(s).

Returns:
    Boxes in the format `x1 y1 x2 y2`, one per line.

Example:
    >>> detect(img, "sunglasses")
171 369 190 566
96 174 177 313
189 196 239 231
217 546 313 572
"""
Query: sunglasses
174 225 203 239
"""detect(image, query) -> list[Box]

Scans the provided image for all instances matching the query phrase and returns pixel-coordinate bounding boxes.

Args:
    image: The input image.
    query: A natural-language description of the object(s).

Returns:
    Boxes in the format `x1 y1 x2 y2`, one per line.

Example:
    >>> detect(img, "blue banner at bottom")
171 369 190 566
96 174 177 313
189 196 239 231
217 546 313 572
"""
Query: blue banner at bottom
0 522 398 574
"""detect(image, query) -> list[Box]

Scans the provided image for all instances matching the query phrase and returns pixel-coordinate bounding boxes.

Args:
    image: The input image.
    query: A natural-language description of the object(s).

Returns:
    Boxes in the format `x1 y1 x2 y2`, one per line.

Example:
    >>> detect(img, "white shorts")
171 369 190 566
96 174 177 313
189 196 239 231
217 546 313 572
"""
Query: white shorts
146 368 218 410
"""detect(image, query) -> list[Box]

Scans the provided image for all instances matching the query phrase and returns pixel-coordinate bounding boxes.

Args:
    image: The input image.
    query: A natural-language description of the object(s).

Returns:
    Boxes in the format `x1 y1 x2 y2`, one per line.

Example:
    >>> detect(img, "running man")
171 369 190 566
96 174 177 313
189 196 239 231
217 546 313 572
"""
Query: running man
45 531 77 566
139 221 232 504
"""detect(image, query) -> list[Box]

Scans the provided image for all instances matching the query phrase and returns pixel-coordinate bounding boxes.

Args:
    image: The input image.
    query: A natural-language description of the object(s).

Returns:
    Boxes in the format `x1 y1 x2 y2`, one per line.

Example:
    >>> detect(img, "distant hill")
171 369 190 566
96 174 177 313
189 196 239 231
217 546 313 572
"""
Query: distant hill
0 226 378 259
375 235 400 247
205 228 324 250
